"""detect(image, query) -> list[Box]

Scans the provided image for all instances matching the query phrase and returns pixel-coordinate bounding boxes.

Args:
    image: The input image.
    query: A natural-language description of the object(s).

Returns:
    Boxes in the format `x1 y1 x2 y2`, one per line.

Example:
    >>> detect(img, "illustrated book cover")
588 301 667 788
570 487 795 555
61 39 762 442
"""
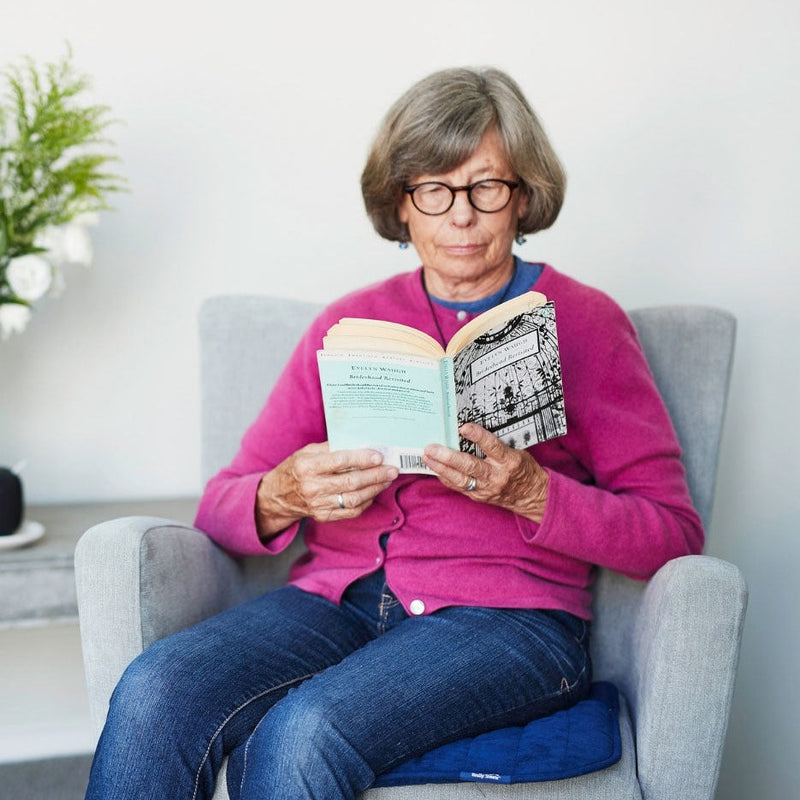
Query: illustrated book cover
316 290 566 473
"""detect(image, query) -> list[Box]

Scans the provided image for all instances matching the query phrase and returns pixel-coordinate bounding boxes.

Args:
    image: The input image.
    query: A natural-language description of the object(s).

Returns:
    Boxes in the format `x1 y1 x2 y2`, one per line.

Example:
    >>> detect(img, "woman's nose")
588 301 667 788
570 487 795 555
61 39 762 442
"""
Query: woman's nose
448 191 477 226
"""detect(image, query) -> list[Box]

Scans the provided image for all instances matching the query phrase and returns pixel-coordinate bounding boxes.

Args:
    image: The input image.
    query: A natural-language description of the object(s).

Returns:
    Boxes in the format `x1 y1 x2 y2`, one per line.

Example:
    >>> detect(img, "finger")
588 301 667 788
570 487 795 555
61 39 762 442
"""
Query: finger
294 455 396 515
336 480 394 512
424 442 481 479
333 463 399 493
422 451 481 494
310 481 392 522
458 423 509 462
294 443 385 476
325 446 387 473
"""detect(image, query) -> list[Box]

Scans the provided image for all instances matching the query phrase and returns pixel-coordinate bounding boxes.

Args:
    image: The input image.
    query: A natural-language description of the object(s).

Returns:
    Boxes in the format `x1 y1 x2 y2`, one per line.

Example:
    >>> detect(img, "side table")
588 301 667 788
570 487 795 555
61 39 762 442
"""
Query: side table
0 498 199 628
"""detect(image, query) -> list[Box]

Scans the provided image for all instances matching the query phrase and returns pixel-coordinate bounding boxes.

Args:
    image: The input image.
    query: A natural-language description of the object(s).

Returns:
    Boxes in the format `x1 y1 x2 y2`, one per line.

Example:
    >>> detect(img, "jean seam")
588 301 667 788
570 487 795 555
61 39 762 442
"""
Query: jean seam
561 659 589 694
377 588 399 636
190 672 318 800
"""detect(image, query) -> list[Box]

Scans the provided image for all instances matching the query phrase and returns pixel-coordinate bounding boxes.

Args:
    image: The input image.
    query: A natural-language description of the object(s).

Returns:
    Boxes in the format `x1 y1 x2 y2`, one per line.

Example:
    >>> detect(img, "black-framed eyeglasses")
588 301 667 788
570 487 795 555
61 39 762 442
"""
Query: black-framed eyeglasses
403 179 520 215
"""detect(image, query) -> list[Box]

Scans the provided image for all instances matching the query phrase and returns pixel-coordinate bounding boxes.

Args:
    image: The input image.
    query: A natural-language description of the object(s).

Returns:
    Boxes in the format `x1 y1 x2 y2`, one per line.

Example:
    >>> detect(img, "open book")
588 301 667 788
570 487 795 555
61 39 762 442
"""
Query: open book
317 291 566 473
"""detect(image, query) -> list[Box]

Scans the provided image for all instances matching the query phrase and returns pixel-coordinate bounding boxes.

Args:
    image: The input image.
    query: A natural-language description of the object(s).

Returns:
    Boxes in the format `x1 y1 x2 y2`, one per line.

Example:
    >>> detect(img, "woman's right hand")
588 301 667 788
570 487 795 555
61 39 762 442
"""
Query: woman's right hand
255 443 398 541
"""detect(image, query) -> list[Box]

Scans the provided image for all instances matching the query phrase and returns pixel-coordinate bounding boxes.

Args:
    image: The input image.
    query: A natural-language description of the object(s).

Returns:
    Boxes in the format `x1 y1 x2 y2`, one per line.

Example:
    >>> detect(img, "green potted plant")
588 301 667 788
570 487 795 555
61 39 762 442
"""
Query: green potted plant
0 47 126 339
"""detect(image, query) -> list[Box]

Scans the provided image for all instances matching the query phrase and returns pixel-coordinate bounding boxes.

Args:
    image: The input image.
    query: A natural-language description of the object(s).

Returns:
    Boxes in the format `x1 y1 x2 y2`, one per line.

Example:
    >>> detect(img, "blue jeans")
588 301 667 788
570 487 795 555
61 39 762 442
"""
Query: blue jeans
84 569 591 800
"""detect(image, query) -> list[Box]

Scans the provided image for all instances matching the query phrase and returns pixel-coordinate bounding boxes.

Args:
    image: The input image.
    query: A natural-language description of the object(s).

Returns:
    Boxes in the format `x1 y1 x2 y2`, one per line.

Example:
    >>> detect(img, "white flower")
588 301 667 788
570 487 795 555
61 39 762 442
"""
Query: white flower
48 263 67 297
0 303 32 340
63 225 94 267
33 225 61 255
6 254 53 301
72 211 100 227
61 224 93 266
34 223 94 267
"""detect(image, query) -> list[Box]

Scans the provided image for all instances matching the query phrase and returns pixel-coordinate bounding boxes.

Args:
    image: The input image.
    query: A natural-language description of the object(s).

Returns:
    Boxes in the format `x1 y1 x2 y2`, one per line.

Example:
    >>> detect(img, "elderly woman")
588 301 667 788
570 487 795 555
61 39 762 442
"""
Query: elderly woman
84 67 703 800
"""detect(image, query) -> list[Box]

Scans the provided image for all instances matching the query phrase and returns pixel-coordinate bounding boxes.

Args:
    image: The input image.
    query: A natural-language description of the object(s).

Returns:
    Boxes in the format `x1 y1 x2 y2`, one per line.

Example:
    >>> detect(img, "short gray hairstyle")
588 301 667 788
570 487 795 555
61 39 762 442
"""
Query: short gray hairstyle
361 67 566 242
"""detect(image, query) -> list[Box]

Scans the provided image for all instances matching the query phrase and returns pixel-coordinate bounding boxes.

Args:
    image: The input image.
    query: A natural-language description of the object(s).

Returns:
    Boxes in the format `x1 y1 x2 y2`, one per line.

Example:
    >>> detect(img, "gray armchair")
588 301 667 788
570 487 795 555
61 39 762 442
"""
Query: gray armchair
76 296 747 800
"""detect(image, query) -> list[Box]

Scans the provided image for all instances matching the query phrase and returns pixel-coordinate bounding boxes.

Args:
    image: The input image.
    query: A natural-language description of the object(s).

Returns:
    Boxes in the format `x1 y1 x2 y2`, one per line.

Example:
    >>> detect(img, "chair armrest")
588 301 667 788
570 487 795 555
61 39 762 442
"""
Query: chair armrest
630 555 748 800
75 515 300 735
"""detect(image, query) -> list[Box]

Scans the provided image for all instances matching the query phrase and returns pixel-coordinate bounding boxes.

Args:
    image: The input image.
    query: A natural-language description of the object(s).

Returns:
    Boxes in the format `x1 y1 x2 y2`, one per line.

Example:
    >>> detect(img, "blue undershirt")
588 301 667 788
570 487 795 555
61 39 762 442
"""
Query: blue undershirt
428 257 543 313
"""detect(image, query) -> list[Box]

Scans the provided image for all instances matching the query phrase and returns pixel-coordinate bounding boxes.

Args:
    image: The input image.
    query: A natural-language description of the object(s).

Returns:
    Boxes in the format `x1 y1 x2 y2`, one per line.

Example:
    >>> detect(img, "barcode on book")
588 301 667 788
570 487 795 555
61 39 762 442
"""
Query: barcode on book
399 454 426 470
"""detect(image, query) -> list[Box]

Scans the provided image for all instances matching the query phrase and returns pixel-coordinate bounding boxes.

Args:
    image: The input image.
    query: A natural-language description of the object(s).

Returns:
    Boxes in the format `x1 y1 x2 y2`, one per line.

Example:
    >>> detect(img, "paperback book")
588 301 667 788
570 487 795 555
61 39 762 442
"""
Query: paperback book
316 291 566 473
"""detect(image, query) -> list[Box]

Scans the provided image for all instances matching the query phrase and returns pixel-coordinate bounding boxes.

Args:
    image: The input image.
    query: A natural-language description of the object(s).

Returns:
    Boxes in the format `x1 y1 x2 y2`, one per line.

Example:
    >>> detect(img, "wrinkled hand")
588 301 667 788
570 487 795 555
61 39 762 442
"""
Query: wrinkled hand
256 443 398 540
423 422 549 523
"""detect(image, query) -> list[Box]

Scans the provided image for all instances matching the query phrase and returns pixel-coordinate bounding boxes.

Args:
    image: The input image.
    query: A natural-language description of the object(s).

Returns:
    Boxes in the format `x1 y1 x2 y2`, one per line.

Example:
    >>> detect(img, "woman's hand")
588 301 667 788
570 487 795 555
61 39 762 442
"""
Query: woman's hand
423 422 550 523
255 444 398 541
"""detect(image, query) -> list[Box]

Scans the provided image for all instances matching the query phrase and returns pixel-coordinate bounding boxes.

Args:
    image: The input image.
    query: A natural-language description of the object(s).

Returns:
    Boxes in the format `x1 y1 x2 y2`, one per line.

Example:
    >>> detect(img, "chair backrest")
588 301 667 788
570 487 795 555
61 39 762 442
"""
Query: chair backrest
198 296 736 681
199 296 736 523
199 295 323 486
589 306 735 687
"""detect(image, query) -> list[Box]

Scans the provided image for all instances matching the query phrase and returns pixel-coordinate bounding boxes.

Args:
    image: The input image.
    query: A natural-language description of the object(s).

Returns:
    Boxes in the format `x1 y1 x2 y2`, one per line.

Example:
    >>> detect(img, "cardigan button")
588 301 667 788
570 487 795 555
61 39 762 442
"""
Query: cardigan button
409 599 426 616
456 310 468 321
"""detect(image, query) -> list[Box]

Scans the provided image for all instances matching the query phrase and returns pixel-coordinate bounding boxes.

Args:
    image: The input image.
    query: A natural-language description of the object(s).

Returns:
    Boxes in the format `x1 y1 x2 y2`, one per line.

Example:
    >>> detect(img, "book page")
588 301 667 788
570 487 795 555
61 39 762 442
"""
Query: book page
452 302 566 455
317 350 457 472
445 290 548 355
327 319 444 359
322 335 441 359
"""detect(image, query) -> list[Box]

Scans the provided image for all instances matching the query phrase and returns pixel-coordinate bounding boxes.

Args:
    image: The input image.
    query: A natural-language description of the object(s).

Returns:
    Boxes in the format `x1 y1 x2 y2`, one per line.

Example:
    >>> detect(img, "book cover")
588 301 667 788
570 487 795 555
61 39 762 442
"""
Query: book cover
453 302 566 457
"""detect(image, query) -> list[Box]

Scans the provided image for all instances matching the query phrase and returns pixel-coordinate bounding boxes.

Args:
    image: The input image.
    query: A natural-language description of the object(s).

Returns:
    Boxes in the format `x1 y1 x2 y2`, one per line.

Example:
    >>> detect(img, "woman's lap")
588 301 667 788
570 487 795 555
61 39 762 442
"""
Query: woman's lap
86 585 373 799
242 603 589 778
86 573 591 800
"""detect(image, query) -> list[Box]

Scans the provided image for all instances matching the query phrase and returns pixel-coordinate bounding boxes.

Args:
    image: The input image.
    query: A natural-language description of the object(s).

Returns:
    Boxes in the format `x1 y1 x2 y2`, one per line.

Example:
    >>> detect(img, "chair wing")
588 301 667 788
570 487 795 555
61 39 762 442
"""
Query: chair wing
628 306 736 530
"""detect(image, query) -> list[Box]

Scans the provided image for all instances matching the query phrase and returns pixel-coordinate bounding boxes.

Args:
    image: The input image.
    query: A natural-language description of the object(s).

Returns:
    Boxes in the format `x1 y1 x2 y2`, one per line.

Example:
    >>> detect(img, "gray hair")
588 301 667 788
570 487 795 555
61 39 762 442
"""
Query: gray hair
361 67 566 242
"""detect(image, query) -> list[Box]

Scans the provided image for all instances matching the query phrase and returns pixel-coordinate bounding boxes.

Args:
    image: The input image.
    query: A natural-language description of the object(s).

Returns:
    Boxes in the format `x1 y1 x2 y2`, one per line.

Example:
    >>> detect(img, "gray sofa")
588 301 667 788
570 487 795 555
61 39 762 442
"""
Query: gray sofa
76 296 747 799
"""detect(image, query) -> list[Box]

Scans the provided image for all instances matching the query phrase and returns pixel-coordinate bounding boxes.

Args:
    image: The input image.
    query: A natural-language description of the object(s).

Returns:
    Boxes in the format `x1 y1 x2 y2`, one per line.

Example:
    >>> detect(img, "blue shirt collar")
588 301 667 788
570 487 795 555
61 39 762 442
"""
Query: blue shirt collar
428 257 544 314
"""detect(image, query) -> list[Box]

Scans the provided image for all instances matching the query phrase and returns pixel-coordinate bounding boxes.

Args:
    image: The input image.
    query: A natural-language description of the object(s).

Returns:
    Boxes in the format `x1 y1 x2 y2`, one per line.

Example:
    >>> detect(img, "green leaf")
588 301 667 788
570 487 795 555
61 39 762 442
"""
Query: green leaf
0 46 127 249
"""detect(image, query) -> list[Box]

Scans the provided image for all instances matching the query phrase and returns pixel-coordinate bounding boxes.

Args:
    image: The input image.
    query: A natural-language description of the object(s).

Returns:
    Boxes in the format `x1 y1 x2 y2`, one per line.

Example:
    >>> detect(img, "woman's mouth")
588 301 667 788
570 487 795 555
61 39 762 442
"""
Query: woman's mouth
443 243 485 255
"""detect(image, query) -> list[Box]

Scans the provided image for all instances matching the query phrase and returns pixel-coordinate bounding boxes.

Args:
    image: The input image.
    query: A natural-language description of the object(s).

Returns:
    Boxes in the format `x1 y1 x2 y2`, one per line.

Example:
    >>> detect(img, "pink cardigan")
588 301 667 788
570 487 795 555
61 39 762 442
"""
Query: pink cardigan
195 264 704 619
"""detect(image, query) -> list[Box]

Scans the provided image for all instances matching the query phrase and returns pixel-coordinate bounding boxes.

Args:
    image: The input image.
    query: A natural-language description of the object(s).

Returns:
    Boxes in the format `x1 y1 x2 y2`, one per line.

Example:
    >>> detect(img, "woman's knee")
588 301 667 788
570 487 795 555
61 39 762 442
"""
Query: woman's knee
106 638 199 739
252 690 337 758
240 688 374 797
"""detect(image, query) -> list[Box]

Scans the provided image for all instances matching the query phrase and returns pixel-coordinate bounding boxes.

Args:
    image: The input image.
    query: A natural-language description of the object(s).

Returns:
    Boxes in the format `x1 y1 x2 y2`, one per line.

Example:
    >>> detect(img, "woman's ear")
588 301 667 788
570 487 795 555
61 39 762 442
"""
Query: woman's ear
397 195 410 225
516 184 531 222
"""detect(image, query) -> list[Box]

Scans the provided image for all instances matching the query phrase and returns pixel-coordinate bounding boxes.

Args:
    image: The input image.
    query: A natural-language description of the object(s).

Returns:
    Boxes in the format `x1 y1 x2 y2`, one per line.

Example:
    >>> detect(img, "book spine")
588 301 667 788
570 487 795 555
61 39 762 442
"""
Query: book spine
440 356 460 450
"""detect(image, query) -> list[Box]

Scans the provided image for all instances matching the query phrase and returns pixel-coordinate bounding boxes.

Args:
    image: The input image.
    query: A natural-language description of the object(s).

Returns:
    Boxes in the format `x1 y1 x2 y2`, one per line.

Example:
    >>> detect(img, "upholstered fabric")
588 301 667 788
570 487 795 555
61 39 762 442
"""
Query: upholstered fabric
198 294 321 486
627 305 735 527
76 296 746 800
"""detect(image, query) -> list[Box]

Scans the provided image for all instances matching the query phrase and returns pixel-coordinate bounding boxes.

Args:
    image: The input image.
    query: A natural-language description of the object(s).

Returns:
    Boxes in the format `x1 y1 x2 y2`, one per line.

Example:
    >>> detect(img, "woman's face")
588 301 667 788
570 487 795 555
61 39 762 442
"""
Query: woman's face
398 127 528 301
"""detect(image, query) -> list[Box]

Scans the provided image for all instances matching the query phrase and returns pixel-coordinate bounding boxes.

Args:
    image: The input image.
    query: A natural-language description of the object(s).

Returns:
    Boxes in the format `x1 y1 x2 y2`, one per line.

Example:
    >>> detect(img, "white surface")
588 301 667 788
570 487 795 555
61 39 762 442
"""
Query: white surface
0 2 797 796
0 521 45 551
0 623 95 763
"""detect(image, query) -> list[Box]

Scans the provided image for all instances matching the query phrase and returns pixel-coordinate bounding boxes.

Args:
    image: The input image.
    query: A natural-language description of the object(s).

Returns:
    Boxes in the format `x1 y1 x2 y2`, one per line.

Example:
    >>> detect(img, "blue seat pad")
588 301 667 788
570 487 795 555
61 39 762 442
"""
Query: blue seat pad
375 681 621 787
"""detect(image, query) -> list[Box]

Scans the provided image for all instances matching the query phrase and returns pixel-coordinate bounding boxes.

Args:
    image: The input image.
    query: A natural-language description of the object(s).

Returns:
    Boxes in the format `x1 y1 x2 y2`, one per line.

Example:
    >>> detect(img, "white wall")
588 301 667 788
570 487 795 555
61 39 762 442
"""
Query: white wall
1 0 798 795
0 623 94 761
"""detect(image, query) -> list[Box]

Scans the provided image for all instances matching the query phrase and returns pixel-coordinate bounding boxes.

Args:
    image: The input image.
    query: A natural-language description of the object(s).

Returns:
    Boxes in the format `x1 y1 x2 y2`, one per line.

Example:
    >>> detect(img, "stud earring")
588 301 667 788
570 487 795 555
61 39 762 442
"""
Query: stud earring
398 224 410 250
515 232 527 246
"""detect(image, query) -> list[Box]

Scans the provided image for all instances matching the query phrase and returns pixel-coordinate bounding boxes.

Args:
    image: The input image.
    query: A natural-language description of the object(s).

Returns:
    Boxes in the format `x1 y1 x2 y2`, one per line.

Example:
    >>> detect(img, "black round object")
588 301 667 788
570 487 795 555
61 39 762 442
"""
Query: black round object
0 467 23 536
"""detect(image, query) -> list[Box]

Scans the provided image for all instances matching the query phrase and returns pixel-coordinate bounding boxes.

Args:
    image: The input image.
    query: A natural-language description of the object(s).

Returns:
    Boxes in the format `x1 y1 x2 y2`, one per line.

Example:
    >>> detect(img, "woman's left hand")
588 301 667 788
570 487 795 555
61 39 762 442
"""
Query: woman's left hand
423 422 550 523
